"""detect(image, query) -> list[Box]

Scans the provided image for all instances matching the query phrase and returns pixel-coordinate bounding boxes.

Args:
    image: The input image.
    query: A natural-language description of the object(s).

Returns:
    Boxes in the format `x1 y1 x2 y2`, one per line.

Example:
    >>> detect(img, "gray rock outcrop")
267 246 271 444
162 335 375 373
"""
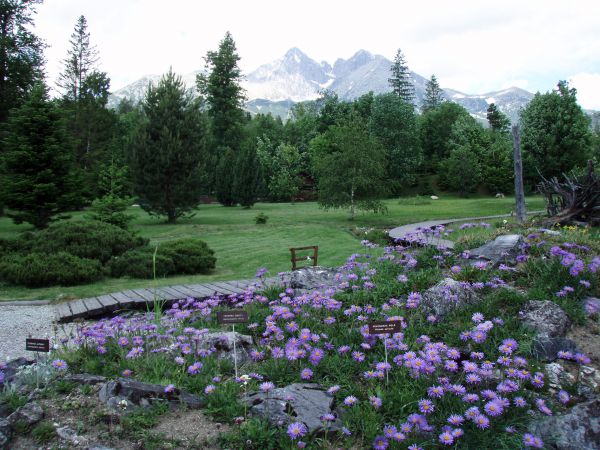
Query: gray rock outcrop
243 383 342 435
529 398 600 450
470 234 524 266
7 402 43 427
288 266 340 290
520 300 570 337
421 278 481 319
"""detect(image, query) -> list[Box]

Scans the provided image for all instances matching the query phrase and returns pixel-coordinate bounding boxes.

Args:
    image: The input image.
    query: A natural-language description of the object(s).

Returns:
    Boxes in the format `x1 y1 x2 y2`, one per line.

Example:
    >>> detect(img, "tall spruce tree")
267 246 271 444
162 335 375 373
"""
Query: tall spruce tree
57 15 98 100
486 103 510 133
129 70 206 223
0 0 45 123
388 49 415 105
0 83 79 228
197 31 245 203
422 74 445 112
232 141 261 208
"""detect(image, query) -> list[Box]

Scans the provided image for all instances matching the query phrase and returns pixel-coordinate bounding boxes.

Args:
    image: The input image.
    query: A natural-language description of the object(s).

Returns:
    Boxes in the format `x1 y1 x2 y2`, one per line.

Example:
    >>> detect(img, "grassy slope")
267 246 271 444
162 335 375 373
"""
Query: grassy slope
0 196 545 301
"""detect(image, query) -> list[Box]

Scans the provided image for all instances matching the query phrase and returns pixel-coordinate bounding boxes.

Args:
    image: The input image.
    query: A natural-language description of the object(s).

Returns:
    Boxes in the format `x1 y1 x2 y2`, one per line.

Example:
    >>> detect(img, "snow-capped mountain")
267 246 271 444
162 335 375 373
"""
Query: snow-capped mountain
108 48 535 122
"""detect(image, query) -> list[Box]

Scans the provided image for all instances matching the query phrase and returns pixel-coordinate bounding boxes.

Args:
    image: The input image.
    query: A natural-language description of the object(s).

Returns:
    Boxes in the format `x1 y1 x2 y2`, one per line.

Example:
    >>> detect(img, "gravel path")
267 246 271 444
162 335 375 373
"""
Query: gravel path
0 303 80 361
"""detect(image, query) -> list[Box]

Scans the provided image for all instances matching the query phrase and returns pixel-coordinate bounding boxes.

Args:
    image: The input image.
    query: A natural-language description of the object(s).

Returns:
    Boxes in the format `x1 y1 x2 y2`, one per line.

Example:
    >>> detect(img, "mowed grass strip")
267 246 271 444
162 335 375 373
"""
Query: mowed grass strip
0 195 545 301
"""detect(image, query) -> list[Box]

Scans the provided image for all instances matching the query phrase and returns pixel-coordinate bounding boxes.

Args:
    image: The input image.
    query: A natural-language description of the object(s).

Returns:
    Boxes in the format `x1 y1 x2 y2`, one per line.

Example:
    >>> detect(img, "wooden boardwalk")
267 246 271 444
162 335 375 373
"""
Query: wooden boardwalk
55 278 274 323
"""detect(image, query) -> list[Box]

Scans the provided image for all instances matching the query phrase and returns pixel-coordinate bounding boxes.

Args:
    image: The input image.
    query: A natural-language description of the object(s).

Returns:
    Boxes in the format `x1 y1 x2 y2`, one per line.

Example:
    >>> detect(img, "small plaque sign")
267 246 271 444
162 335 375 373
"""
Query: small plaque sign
217 310 249 325
26 338 50 352
368 321 402 335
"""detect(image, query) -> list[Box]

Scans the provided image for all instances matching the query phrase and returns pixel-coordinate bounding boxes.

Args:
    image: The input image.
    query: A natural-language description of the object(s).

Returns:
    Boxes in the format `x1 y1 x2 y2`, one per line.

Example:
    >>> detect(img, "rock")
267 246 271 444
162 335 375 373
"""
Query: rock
0 418 11 449
421 278 481 319
532 336 578 362
99 378 203 413
0 357 34 384
64 373 107 385
242 383 342 435
545 362 576 391
7 402 43 427
578 365 600 400
201 332 253 365
539 228 561 236
469 234 524 266
288 266 340 290
520 300 571 337
529 398 600 450
55 425 88 446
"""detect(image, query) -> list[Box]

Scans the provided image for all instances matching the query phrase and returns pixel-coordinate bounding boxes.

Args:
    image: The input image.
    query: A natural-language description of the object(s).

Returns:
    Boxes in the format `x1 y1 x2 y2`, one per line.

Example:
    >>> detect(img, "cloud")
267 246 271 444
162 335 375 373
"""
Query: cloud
568 73 600 110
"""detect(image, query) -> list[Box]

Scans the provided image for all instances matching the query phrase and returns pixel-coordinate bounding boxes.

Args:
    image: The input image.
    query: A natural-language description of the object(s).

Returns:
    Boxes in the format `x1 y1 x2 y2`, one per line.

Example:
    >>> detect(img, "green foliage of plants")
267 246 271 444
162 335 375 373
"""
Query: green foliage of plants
109 247 175 279
87 194 134 230
22 220 146 264
31 421 56 444
0 388 28 414
0 251 103 287
254 212 268 224
160 239 216 275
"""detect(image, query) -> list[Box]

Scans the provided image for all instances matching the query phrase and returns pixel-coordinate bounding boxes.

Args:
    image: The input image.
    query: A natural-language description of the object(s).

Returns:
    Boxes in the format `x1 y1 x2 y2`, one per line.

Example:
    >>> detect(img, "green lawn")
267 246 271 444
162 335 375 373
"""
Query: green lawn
0 195 545 301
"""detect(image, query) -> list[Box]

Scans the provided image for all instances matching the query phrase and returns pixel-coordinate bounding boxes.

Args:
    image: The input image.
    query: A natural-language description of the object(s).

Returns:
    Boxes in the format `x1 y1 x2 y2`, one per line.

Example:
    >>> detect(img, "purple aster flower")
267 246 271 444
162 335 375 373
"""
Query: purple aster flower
300 368 313 380
164 384 175 394
369 396 382 409
287 422 307 440
327 385 340 395
418 399 435 414
52 359 68 371
121 369 132 377
439 431 454 445
373 435 389 450
474 415 490 429
484 400 504 416
448 414 464 425
343 396 358 406
187 361 202 375
260 382 275 393
523 433 544 448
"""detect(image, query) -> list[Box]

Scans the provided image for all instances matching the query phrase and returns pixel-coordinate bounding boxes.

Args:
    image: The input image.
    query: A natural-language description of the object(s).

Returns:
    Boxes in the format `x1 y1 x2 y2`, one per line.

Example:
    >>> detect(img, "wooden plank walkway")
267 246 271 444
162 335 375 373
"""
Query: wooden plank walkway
55 277 276 323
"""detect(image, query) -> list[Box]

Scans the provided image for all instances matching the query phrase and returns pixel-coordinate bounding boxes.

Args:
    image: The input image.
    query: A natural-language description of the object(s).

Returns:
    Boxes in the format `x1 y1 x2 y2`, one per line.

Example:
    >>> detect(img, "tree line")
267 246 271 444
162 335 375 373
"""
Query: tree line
0 1 598 228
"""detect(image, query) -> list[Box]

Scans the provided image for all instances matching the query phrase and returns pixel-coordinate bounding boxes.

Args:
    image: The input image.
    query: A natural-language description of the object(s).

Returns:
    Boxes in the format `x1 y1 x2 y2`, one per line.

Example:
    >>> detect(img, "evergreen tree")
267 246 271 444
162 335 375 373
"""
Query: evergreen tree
486 103 510 133
214 147 237 206
57 15 98 100
129 70 206 223
0 0 45 123
521 80 592 186
422 75 445 112
419 102 472 172
0 83 79 228
310 115 387 219
196 32 245 203
233 141 261 208
369 93 421 192
388 49 415 105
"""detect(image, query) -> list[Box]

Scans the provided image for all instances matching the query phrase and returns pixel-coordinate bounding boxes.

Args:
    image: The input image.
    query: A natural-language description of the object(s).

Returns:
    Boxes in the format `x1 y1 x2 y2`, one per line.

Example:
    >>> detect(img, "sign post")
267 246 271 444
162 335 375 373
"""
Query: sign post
26 337 50 389
217 311 249 379
368 321 402 385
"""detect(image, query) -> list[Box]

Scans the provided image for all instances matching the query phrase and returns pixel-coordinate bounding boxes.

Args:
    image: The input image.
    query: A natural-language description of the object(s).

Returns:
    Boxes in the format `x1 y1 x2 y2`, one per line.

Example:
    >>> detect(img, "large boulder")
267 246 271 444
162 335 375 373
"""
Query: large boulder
0 418 11 449
243 383 342 435
99 378 203 413
532 335 578 362
7 402 43 427
201 332 253 366
421 278 481 319
529 398 600 450
469 234 524 266
520 300 570 337
288 266 340 290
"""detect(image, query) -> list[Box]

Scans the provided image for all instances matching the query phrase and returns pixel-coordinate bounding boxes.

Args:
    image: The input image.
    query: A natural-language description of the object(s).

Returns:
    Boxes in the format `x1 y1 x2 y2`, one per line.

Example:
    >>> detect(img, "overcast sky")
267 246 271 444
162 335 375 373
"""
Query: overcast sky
35 0 600 109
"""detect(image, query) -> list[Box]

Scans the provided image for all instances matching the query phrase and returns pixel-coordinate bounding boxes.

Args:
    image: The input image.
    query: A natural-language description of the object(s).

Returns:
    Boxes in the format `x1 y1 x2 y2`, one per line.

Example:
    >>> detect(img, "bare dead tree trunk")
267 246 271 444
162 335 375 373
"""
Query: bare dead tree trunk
512 125 526 223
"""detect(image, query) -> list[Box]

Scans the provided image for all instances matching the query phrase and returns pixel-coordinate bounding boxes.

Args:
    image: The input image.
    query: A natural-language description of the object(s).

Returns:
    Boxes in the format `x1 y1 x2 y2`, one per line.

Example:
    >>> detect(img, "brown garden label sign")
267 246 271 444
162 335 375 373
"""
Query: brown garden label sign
26 338 50 352
368 321 402 335
217 310 249 325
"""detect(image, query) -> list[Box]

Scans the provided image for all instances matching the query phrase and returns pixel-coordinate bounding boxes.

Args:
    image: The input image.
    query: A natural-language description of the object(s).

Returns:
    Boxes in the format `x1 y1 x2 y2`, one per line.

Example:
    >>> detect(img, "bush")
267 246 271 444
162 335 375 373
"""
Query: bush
86 194 134 230
109 247 175 279
160 239 216 274
255 212 268 224
0 252 104 287
109 239 216 279
21 220 146 264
